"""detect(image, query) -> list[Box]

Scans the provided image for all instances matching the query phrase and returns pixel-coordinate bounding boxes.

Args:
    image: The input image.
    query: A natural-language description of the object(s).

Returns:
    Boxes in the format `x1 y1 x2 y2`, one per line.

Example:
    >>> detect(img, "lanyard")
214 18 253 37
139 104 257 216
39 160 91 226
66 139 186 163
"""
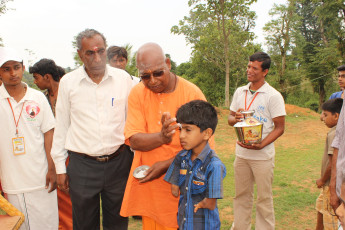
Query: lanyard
7 98 25 136
245 90 259 111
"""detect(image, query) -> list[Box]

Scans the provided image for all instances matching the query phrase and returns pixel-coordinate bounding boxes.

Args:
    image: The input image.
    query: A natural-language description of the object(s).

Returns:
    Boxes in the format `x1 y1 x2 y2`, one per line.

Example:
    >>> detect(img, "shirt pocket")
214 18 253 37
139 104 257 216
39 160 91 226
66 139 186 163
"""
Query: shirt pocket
191 178 206 194
107 98 126 122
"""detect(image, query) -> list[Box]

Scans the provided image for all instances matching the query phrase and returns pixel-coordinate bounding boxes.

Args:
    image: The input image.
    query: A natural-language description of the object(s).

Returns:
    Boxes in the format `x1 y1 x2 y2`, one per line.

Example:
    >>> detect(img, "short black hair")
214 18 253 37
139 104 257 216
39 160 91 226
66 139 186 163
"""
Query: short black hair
176 100 218 134
337 65 345 72
29 59 65 82
322 98 343 114
249 52 271 71
107 46 128 61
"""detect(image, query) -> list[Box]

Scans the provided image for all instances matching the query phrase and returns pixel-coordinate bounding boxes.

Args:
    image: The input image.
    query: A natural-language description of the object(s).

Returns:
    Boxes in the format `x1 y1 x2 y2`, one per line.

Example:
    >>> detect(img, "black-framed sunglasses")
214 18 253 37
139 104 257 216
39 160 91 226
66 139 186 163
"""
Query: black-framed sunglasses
140 70 165 80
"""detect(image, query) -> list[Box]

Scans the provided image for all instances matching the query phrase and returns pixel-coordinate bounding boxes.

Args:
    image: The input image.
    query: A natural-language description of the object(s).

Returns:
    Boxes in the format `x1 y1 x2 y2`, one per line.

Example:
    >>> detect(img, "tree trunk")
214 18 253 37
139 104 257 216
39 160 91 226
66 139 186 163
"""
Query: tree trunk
224 58 230 107
318 83 326 112
280 53 287 100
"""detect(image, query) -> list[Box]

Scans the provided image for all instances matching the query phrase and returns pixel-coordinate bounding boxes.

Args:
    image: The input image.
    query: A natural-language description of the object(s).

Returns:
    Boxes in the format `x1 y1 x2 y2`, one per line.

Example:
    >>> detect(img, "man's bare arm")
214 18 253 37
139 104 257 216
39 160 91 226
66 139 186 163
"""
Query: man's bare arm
129 112 180 151
44 129 57 193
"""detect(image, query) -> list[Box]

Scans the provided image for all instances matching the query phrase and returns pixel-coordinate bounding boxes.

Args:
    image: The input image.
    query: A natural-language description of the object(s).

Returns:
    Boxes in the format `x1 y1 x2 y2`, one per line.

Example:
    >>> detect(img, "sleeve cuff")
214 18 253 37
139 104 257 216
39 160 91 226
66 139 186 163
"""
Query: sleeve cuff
55 161 67 174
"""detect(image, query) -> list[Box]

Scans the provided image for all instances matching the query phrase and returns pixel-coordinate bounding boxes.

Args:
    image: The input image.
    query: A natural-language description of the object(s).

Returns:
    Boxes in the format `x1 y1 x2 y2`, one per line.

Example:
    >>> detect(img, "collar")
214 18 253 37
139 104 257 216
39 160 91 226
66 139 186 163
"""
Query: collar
181 142 212 163
77 65 111 84
242 81 269 93
330 126 337 133
0 82 34 101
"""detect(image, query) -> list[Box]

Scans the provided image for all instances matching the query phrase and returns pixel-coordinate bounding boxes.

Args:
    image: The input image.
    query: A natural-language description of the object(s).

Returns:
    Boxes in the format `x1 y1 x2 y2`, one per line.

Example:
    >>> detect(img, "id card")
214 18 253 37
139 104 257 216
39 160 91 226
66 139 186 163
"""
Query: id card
12 137 25 155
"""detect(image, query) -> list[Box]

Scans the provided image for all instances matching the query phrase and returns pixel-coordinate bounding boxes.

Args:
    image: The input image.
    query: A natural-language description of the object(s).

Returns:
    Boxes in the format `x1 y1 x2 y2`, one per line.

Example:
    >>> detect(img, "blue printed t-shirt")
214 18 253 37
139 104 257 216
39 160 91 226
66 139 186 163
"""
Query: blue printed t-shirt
164 143 226 230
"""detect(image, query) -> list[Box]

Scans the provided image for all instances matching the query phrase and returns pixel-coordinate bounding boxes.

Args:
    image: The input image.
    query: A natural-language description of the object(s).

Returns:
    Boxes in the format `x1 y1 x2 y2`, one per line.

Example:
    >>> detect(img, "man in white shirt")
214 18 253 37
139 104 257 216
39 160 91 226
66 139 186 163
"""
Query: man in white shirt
51 29 133 230
228 52 286 230
0 47 58 229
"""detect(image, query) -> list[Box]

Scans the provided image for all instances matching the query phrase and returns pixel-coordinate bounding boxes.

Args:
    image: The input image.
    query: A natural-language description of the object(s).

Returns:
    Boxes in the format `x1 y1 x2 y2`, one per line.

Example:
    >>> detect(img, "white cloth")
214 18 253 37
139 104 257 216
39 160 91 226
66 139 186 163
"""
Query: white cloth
51 64 133 174
0 83 55 194
230 82 286 160
7 189 58 230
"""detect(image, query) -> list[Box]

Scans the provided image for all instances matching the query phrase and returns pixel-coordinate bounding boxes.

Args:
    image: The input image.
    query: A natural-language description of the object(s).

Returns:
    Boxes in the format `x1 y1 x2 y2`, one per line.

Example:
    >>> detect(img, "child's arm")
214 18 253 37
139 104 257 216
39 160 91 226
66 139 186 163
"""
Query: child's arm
194 198 217 213
171 184 179 197
44 128 57 193
316 154 332 188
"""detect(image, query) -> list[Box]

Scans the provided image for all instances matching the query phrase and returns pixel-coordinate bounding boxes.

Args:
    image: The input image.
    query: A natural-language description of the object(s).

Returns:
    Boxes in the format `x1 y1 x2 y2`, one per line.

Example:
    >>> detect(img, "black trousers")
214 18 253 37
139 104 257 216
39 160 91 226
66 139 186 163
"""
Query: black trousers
67 145 133 230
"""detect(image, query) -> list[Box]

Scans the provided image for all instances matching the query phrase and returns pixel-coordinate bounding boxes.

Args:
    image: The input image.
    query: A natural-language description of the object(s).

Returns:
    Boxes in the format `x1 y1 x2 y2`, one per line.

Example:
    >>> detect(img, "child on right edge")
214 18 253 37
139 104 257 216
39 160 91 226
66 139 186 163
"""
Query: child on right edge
164 100 226 230
315 98 343 230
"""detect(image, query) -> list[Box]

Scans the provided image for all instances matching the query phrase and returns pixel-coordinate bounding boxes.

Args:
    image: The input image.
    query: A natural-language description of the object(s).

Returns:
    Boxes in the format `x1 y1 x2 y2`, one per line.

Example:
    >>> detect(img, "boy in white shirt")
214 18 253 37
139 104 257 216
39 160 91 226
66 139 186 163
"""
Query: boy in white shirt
0 47 58 229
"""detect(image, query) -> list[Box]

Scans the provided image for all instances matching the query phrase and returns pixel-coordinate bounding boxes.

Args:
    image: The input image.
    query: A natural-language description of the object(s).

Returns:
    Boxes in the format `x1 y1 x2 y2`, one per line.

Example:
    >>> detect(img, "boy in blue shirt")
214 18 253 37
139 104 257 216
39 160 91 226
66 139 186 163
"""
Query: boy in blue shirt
164 100 226 230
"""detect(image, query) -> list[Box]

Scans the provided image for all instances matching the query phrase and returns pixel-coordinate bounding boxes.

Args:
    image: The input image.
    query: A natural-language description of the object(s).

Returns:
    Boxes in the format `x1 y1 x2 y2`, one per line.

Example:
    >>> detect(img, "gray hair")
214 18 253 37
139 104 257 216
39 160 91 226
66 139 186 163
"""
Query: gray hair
76 29 107 50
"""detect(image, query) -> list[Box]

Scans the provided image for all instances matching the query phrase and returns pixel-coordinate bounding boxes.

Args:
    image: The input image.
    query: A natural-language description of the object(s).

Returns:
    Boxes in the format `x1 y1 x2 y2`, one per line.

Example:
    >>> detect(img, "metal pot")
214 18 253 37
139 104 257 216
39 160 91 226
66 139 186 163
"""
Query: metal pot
234 110 263 145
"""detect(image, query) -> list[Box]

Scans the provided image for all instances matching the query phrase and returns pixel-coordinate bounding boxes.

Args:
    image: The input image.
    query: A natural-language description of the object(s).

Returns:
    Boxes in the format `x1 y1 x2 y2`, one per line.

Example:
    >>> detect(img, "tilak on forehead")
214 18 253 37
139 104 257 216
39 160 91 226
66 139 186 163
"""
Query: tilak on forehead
93 46 99 52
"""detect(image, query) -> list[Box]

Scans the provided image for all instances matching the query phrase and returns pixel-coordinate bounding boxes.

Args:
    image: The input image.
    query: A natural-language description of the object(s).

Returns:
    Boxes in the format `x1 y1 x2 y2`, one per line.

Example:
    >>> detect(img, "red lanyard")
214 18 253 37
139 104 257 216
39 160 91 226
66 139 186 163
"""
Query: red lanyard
245 91 259 111
7 98 25 136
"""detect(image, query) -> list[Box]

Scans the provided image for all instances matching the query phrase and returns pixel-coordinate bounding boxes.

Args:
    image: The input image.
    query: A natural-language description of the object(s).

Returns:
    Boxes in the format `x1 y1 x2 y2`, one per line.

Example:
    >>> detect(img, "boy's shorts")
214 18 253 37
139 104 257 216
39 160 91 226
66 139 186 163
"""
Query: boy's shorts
315 186 338 230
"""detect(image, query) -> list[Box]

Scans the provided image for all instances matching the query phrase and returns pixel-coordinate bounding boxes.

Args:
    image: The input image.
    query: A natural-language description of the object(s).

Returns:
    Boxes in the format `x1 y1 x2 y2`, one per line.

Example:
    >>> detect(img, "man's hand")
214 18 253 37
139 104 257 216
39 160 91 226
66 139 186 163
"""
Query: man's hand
140 160 170 183
57 173 69 194
234 109 244 123
45 166 57 193
237 141 264 150
160 112 180 145
316 178 324 188
228 109 244 126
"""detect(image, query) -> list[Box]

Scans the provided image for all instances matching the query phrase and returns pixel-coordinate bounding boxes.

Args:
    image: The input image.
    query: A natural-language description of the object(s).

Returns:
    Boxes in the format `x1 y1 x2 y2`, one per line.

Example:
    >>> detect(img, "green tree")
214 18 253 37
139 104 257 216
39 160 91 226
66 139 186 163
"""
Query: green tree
72 36 83 68
263 0 297 100
0 0 14 46
0 0 13 14
172 0 256 107
294 0 342 110
313 0 345 59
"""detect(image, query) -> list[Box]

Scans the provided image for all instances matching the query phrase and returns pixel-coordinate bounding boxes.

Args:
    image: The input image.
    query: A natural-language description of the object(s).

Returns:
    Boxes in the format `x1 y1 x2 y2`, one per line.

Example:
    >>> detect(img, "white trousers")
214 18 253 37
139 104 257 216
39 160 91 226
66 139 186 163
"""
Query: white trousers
7 189 58 230
232 156 275 230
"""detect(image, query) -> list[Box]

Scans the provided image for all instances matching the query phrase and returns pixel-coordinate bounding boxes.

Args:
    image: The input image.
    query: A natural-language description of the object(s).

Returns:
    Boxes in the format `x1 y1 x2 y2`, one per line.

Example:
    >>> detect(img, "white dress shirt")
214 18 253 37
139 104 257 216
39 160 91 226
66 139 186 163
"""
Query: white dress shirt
51 65 133 174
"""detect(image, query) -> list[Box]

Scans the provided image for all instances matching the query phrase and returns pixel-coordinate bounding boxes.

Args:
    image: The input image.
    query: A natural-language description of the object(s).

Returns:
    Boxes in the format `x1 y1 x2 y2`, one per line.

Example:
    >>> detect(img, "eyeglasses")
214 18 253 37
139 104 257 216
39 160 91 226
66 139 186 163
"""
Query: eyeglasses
140 70 165 80
338 74 345 78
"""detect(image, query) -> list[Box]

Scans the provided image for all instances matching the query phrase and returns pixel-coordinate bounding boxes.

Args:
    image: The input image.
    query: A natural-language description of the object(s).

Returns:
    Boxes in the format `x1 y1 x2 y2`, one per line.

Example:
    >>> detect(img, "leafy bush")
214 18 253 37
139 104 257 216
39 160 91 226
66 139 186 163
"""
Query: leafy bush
304 100 319 112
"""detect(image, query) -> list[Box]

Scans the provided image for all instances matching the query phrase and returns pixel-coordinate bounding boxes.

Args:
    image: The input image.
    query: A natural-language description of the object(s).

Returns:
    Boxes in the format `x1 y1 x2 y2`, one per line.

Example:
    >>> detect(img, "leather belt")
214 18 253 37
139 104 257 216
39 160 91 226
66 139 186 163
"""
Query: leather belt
68 144 125 163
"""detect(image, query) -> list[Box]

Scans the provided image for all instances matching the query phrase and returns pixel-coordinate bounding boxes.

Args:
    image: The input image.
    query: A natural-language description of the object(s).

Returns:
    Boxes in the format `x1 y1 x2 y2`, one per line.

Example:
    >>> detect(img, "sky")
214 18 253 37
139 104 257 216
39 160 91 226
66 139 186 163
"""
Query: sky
0 0 287 68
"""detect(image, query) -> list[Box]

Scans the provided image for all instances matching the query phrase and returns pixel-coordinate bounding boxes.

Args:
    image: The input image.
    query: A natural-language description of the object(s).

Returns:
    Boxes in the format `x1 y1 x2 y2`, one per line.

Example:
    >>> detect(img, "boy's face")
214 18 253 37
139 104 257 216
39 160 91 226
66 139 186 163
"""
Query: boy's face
0 61 24 87
33 73 50 90
179 123 212 155
321 110 338 128
109 55 127 70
